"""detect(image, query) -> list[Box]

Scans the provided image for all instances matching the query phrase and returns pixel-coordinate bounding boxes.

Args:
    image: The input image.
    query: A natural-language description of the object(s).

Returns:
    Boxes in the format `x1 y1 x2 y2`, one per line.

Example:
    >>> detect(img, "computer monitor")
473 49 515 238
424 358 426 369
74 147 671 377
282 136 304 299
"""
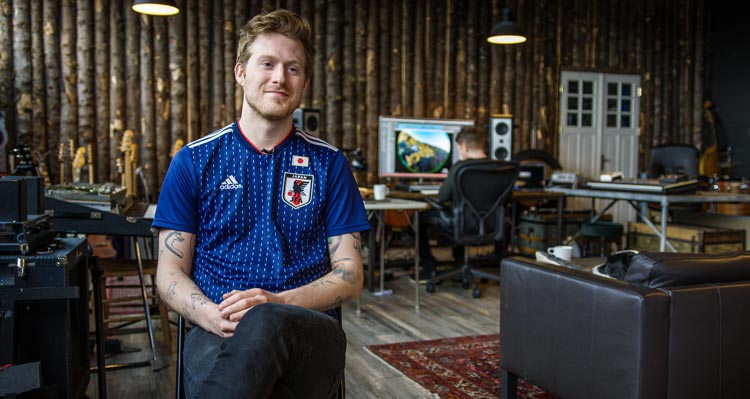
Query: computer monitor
378 116 474 179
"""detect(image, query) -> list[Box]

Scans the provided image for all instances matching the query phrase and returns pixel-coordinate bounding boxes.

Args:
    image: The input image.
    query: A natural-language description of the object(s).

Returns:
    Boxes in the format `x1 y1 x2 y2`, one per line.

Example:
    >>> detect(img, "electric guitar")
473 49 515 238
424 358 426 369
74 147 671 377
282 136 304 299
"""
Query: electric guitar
699 100 719 176
72 146 87 184
119 129 138 199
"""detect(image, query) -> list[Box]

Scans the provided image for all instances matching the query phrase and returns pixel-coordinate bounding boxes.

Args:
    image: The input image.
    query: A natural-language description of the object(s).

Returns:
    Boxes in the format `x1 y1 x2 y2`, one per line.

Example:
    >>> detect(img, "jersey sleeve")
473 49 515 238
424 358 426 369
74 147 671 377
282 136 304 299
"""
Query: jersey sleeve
324 152 371 237
151 147 200 234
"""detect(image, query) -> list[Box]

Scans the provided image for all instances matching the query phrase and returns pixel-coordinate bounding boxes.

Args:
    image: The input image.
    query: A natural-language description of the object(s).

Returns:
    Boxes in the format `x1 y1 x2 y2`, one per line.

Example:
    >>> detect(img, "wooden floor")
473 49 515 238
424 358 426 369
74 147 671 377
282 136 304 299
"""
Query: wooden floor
85 268 501 399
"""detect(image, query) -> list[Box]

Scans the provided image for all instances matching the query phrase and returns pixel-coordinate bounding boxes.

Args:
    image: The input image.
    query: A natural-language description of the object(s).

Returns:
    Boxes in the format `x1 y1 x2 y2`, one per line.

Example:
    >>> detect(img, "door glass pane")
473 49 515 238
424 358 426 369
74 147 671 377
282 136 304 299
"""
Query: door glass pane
568 81 579 93
621 83 632 97
606 114 617 127
582 81 593 94
621 114 630 128
607 82 618 96
607 99 618 111
568 96 579 110
582 113 592 127
567 113 578 126
621 99 631 112
582 97 593 111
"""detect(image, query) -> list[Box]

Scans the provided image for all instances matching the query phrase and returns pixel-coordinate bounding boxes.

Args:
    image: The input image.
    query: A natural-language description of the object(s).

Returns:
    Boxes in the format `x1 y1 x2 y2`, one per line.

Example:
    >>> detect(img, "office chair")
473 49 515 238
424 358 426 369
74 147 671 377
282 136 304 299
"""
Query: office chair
175 308 346 399
649 144 700 179
425 160 519 298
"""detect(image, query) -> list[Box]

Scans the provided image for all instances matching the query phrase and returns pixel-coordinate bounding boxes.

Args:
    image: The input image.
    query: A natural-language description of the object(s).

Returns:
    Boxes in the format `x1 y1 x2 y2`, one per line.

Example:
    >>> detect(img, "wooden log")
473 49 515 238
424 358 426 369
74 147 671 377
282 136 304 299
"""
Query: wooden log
489 0 502 115
365 0 379 183
465 0 479 120
186 0 199 141
401 0 413 117
109 1 125 182
60 0 77 182
140 14 156 199
325 0 342 146
476 0 491 125
234 0 248 116
312 0 325 119
354 0 367 164
299 0 314 107
30 1 46 155
125 2 141 134
13 0 32 145
341 2 355 150
428 0 444 118
223 2 236 123
153 17 170 190
94 0 110 182
691 0 706 147
412 0 425 117
169 6 187 154
77 0 95 154
198 0 211 136
43 0 61 183
389 0 402 116
0 0 12 119
211 0 225 129
378 0 390 120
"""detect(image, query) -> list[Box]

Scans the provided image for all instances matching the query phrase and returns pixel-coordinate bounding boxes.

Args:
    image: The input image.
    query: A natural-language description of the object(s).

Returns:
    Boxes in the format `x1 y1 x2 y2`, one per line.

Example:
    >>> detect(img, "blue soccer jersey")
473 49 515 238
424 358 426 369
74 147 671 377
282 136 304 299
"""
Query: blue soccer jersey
152 122 370 304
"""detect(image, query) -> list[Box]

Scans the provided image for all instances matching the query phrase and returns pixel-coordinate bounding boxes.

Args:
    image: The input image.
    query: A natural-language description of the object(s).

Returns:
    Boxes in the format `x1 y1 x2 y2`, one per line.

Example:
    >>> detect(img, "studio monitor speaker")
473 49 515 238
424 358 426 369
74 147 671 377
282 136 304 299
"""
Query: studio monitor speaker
292 108 321 136
489 115 513 161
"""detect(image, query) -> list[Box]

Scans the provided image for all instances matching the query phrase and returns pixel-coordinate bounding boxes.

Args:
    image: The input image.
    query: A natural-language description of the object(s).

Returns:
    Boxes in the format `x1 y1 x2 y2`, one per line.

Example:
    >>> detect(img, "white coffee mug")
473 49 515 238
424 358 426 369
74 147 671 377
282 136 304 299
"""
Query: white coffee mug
547 245 573 262
373 184 389 200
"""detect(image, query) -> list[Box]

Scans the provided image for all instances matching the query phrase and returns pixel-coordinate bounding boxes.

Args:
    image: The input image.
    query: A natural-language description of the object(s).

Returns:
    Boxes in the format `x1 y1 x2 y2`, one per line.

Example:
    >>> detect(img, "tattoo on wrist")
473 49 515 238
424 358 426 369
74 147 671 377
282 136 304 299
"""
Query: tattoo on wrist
165 231 185 258
190 293 207 309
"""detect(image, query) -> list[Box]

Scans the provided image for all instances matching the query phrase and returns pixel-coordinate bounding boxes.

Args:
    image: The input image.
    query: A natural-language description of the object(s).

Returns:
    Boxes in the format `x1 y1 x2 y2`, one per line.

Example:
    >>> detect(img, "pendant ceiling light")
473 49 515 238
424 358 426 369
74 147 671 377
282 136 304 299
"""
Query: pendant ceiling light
487 6 526 45
132 0 180 16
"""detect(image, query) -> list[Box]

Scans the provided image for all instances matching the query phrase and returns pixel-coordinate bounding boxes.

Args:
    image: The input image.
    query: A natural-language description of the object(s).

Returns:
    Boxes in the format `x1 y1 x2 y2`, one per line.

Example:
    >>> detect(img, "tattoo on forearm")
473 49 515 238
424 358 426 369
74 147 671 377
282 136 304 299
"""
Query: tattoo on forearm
331 259 360 284
190 293 207 310
165 231 185 258
350 233 362 251
165 281 177 298
327 236 342 255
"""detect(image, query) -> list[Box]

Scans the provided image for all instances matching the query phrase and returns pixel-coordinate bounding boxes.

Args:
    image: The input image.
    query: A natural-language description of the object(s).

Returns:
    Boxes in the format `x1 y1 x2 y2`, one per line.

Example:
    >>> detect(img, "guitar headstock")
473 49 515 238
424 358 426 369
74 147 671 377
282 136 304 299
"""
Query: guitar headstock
72 146 87 170
170 138 184 158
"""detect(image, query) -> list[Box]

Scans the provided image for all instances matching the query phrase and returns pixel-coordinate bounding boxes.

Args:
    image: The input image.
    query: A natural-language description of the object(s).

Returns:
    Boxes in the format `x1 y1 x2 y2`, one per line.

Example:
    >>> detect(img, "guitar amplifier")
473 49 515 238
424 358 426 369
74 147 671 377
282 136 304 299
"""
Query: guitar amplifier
0 237 90 399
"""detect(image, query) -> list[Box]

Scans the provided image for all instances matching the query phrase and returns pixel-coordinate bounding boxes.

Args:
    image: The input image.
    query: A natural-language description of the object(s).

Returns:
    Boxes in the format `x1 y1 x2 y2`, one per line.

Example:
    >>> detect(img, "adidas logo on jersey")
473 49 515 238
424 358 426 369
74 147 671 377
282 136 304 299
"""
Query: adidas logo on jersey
220 175 242 190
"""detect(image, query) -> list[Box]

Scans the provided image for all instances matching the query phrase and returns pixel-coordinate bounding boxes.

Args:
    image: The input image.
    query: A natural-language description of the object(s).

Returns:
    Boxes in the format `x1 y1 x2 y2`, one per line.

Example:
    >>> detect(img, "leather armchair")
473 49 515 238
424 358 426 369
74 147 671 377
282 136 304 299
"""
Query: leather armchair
500 252 750 399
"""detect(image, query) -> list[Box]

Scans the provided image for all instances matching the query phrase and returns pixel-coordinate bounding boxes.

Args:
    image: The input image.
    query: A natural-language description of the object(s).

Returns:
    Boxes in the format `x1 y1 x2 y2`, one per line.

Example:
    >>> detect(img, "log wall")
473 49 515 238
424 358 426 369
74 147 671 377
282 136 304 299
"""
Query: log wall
0 0 712 191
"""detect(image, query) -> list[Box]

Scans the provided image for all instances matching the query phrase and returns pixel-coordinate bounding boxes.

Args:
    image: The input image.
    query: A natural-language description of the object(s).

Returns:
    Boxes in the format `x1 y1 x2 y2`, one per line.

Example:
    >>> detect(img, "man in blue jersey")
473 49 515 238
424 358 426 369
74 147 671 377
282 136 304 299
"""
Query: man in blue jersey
153 10 369 399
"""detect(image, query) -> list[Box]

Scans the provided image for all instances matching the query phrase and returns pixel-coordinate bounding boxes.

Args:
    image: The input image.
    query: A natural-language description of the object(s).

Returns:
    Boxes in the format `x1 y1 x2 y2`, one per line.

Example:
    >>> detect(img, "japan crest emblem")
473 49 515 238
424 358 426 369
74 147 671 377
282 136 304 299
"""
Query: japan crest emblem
282 172 314 209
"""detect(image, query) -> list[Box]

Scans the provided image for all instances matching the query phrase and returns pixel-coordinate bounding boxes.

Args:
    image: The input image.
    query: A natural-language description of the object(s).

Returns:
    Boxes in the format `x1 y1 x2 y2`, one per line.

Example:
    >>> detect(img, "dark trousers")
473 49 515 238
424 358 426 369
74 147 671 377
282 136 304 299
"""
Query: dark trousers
184 303 346 399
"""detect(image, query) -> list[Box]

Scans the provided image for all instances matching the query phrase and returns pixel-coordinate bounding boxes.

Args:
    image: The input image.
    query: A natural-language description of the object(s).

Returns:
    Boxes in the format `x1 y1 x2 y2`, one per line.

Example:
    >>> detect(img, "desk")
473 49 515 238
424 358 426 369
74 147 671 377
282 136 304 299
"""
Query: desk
362 198 429 311
548 187 750 251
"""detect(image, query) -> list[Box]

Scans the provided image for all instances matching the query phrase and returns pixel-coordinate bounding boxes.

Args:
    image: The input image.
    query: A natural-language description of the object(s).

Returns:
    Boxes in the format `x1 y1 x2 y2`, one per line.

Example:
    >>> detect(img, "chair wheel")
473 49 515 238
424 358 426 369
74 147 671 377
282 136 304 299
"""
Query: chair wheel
462 280 470 289
426 283 436 293
472 288 481 298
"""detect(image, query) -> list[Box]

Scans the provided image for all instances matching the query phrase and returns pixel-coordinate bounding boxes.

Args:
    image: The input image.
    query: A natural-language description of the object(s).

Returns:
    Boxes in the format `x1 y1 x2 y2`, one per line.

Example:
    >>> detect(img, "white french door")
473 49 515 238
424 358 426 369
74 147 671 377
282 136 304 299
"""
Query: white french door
559 71 641 224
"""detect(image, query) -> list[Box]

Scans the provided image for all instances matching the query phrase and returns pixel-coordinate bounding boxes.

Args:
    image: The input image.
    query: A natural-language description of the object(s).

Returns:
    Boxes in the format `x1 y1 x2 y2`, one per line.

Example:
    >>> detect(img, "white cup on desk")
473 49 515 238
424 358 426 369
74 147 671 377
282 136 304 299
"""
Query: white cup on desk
373 184 389 200
547 245 573 262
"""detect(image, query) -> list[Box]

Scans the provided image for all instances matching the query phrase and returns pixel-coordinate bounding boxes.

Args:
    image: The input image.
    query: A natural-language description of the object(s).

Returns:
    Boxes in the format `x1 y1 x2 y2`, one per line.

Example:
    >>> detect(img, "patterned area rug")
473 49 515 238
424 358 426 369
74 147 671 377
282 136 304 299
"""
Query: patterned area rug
368 334 557 399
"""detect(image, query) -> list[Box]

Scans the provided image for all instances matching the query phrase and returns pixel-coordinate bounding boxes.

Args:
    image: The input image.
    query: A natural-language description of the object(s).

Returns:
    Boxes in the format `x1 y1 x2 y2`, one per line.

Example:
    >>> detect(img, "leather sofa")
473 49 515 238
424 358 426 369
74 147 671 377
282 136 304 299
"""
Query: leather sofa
499 251 750 399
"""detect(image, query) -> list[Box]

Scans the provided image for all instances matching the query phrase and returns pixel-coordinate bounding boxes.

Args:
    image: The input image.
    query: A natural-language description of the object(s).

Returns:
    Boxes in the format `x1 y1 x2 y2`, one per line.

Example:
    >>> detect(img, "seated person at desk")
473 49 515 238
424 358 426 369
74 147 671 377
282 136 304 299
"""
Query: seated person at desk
418 126 488 278
153 10 369 399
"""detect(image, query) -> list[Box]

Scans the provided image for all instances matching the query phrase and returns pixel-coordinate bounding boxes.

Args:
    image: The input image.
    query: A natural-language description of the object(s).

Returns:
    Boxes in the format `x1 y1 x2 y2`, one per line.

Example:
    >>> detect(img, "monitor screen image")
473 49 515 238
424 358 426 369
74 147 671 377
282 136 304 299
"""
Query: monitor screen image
378 116 474 179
